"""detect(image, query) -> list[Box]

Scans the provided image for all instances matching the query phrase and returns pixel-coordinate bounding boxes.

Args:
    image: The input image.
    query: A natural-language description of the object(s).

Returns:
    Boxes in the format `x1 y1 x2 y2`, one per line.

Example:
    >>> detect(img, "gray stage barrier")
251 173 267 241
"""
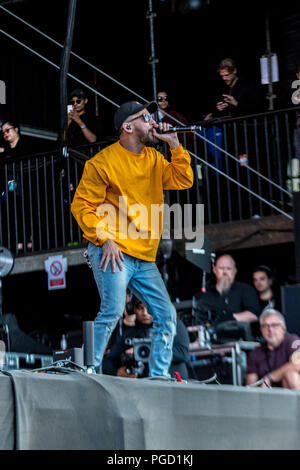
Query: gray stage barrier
0 369 300 450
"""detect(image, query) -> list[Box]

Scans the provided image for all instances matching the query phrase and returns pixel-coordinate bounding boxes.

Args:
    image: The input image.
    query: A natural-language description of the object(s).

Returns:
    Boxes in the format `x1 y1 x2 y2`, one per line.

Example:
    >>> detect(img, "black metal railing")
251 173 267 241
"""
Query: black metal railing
0 138 115 256
0 107 296 257
165 106 296 225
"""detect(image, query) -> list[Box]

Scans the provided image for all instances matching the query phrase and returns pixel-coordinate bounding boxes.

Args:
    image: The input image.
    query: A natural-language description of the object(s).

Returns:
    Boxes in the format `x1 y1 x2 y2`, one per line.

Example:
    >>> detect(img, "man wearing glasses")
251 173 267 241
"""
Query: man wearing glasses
71 100 194 376
246 309 300 389
67 88 98 148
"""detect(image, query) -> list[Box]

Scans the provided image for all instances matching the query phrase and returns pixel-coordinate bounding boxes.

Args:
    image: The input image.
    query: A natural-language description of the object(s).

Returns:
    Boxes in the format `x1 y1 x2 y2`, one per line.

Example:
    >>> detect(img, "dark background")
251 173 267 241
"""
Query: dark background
2 0 300 134
0 0 300 347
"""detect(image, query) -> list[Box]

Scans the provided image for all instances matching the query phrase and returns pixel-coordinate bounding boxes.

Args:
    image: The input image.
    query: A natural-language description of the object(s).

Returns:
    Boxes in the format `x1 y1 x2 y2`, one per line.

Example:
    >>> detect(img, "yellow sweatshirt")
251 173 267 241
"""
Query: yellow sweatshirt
71 141 194 262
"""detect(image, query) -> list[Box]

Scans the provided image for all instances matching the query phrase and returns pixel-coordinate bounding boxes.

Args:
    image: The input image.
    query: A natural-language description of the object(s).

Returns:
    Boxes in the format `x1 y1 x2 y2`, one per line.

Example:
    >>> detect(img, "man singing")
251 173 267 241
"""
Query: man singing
71 100 193 376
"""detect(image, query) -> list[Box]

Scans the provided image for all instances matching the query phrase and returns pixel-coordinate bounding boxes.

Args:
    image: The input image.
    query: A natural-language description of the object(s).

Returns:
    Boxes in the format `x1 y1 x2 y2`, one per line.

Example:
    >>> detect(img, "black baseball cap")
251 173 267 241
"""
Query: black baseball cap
114 100 157 131
70 88 87 99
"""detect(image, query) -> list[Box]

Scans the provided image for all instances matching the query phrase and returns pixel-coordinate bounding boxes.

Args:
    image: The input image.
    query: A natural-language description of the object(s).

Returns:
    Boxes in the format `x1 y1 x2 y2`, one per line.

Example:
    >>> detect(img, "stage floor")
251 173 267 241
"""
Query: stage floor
1 369 299 450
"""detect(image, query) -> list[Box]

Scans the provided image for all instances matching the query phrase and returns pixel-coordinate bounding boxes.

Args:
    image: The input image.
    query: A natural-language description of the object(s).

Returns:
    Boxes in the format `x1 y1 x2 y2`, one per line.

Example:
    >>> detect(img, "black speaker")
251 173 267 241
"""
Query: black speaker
281 284 300 336
188 357 234 384
83 321 94 368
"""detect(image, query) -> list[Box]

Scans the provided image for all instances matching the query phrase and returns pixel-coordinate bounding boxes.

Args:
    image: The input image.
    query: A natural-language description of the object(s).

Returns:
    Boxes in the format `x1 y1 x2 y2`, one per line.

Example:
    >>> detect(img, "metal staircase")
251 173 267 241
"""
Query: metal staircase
0 2 297 275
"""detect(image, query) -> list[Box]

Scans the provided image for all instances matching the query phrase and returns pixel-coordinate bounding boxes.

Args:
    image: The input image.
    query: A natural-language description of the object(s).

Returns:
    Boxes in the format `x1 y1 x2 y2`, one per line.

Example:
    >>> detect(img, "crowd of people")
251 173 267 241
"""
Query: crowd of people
1 57 300 389
94 250 300 389
191 253 300 389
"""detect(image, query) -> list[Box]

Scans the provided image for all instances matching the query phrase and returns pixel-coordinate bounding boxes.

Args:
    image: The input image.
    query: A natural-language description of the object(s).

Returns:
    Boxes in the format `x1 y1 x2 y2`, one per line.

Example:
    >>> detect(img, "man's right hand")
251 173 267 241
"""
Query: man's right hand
117 366 137 378
99 238 124 273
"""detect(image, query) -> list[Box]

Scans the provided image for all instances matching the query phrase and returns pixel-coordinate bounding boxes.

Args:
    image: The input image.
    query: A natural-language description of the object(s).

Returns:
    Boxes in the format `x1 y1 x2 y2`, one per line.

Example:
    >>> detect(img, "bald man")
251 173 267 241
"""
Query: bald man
194 254 260 326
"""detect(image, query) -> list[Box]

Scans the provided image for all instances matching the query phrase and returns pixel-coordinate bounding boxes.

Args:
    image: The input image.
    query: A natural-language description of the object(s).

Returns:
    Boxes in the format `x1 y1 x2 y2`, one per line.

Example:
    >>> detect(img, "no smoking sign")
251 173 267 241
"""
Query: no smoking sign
50 261 63 276
45 255 68 290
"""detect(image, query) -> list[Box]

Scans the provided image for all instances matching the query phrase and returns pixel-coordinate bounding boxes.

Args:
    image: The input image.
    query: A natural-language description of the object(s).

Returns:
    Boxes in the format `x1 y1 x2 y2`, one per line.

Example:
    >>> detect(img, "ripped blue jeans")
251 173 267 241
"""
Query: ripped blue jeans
88 242 177 377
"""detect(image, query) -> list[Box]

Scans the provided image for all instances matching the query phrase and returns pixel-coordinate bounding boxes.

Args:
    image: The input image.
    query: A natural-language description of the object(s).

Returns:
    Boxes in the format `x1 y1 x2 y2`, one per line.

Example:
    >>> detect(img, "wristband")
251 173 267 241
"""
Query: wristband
80 124 86 129
266 373 273 384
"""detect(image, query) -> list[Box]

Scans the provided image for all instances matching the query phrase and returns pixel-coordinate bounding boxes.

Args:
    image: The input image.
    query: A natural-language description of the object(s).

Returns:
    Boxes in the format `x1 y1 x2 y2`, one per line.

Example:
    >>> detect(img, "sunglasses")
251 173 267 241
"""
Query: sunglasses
157 96 168 102
128 113 152 124
70 98 83 104
2 127 14 135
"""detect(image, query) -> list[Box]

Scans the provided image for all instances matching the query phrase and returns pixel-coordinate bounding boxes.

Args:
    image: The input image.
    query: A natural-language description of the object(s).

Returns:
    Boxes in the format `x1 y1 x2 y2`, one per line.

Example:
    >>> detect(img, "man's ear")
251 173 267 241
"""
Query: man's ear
123 122 132 133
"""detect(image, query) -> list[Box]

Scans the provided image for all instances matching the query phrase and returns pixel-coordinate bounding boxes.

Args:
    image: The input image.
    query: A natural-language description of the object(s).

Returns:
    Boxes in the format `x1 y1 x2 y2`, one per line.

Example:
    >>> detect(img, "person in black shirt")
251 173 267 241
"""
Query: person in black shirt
102 299 190 379
169 315 190 380
0 119 29 159
0 120 32 252
210 58 259 119
252 265 281 314
193 254 260 334
67 88 98 148
102 299 154 378
105 290 137 354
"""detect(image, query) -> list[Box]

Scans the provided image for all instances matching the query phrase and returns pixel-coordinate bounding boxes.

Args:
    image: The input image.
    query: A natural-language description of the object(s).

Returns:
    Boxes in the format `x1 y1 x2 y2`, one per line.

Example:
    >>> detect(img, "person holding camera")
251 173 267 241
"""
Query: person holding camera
102 298 153 378
102 299 190 380
105 290 137 355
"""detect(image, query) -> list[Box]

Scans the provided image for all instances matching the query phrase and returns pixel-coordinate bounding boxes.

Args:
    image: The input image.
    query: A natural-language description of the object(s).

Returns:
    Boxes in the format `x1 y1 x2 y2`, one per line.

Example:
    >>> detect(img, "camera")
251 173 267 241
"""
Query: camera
134 338 152 362
123 337 152 377
125 337 152 362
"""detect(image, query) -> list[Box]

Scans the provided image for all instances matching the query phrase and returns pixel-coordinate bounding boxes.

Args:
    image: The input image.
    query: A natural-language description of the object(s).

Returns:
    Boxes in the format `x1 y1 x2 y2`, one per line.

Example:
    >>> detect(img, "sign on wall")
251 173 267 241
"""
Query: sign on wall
44 255 68 290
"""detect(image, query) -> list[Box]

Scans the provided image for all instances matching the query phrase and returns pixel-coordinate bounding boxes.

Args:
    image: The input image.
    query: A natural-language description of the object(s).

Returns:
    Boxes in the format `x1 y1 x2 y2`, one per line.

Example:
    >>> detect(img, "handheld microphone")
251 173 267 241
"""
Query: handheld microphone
156 124 202 134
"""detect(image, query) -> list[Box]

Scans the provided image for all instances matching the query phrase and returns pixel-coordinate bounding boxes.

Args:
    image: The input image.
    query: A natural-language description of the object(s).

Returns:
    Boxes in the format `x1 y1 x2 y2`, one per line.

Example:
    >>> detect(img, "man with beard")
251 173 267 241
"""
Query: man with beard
252 265 281 314
71 100 193 376
193 254 260 328
212 58 259 118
